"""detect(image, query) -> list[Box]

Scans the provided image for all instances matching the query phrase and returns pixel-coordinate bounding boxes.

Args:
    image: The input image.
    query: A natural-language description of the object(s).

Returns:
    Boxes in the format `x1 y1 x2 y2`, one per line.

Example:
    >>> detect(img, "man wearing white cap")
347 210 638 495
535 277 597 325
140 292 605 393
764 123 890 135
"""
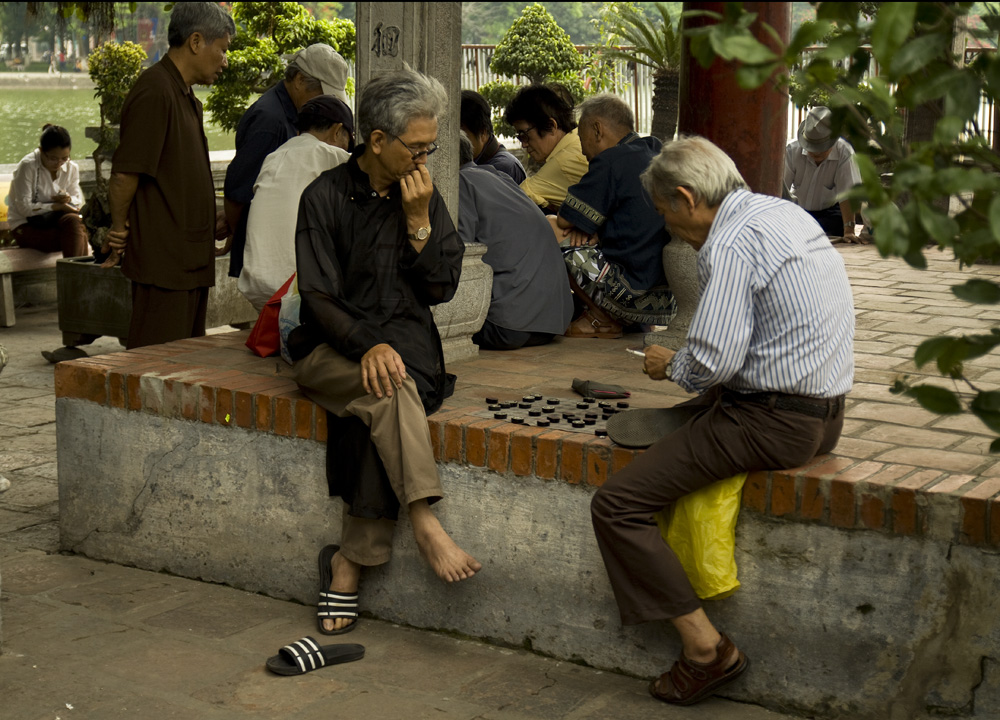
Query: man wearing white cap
223 43 349 276
783 106 864 243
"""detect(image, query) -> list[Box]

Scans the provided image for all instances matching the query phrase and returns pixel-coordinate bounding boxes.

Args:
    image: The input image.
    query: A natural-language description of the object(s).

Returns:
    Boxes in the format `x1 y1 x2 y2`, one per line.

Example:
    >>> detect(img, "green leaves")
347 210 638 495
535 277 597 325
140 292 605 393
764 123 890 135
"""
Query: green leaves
207 2 355 134
952 279 1000 305
88 41 147 127
491 3 583 83
870 2 917 67
905 384 963 414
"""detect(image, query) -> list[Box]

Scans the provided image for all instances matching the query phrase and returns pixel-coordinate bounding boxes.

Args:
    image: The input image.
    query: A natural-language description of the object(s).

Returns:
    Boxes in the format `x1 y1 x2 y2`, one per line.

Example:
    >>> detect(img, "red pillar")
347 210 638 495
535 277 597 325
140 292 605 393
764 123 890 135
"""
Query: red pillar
679 2 791 197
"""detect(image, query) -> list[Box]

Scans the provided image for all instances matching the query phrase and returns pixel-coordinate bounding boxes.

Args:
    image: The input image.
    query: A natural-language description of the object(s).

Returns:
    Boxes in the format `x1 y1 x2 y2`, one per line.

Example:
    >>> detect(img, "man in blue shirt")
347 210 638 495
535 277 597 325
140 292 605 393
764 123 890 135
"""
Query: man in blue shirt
460 90 526 184
591 136 854 706
457 134 573 349
222 43 349 277
554 94 674 339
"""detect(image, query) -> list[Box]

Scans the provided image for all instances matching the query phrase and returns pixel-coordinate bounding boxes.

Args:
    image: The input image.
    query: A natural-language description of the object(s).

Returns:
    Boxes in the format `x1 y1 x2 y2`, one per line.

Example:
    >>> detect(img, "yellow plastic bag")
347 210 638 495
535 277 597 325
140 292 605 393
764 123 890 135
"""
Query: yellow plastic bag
655 472 747 600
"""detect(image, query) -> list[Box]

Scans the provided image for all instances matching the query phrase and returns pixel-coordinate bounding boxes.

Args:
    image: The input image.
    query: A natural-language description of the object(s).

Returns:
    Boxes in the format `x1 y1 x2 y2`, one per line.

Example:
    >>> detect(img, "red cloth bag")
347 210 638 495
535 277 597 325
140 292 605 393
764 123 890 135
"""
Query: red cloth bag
245 274 296 357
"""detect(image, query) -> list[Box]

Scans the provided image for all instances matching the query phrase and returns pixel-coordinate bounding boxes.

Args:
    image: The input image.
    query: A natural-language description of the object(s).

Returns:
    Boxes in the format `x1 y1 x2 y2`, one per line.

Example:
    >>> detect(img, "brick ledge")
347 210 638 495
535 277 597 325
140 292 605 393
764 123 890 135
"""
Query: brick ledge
54 337 1000 549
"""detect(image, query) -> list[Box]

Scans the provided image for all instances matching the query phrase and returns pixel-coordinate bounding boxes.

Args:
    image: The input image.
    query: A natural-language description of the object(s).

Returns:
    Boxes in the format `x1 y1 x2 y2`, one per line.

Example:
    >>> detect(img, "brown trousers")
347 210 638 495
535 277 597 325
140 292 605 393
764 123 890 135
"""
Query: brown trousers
127 282 208 349
13 213 89 257
591 386 844 625
293 343 442 566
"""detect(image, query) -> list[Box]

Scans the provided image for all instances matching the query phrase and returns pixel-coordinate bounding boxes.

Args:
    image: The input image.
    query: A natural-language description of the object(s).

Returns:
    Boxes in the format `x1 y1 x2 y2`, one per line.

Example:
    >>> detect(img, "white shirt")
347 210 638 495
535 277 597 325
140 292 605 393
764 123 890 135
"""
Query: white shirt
239 134 350 310
672 190 855 398
783 138 861 211
7 148 84 230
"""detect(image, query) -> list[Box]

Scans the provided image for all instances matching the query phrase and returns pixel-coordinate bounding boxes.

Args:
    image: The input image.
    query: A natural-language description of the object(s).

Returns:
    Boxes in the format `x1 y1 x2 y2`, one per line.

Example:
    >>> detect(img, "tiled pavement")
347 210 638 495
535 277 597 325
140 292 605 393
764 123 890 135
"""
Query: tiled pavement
3 243 1000 718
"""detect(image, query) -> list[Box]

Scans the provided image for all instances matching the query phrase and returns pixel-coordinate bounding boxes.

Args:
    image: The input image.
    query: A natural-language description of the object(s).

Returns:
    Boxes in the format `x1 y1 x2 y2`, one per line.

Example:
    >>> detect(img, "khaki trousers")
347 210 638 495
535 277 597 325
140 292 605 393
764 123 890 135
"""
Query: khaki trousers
293 343 442 566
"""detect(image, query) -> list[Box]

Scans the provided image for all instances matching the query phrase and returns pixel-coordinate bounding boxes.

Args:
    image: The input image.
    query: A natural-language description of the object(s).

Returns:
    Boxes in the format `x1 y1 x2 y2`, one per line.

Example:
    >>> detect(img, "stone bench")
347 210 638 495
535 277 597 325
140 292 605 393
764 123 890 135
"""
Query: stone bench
53 331 1000 719
0 246 62 326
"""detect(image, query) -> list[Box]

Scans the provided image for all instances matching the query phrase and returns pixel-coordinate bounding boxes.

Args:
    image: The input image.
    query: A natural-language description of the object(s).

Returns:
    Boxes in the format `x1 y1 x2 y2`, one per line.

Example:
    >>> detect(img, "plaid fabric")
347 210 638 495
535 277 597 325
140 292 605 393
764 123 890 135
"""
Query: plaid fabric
564 245 676 325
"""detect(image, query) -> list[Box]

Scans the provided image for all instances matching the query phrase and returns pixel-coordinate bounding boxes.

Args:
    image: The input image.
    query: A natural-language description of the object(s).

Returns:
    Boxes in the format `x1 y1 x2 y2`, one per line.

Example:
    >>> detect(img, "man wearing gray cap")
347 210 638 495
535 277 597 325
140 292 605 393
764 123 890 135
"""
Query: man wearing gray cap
223 43 349 275
783 106 863 243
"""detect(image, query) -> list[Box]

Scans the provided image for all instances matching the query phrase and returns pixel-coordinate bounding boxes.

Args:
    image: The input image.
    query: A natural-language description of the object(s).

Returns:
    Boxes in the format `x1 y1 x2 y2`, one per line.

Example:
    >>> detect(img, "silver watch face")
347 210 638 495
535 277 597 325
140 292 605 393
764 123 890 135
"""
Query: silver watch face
416 226 431 240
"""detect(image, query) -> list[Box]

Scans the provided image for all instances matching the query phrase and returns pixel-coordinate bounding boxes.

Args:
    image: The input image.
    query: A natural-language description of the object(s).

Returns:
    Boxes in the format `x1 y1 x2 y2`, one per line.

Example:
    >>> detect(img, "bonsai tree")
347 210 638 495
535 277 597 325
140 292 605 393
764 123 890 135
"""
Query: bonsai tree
478 3 585 137
205 1 355 134
595 2 682 141
82 40 147 252
690 2 1000 447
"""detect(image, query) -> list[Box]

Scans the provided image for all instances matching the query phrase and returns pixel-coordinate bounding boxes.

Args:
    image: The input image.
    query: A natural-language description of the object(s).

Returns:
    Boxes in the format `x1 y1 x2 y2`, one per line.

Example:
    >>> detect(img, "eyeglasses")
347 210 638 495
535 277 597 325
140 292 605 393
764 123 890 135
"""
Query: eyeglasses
514 126 536 143
392 135 438 160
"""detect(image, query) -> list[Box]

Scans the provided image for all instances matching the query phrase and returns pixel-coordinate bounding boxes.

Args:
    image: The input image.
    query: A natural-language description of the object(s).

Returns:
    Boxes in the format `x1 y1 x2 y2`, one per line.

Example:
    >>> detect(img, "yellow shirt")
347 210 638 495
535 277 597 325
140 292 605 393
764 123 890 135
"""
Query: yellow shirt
519 129 589 210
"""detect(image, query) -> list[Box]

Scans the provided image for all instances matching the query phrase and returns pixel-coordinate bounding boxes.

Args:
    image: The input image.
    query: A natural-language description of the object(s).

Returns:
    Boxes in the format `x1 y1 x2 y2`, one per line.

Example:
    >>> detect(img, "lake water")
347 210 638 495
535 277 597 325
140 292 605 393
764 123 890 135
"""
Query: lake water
0 87 239 165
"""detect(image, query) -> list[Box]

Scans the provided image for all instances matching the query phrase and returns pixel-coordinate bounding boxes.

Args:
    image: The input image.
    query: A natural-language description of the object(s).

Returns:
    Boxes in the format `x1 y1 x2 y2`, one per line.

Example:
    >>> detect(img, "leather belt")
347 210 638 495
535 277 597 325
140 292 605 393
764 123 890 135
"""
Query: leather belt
729 391 844 419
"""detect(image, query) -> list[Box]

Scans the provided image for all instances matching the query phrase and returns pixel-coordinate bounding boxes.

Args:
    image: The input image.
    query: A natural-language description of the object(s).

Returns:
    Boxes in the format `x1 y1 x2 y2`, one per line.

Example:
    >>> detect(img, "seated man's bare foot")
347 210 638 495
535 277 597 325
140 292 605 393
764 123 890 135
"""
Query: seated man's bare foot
323 549 361 633
410 501 482 582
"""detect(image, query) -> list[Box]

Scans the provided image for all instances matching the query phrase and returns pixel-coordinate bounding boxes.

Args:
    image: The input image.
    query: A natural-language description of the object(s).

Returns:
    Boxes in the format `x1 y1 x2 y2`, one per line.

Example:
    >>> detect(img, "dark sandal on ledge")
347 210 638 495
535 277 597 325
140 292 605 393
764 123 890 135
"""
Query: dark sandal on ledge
265 636 365 675
318 544 359 635
648 633 749 706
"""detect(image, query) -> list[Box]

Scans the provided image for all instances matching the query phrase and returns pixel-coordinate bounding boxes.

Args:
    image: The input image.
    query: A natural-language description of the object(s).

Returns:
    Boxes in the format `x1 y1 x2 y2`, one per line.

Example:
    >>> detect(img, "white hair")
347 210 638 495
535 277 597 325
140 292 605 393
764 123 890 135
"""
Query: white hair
641 135 748 207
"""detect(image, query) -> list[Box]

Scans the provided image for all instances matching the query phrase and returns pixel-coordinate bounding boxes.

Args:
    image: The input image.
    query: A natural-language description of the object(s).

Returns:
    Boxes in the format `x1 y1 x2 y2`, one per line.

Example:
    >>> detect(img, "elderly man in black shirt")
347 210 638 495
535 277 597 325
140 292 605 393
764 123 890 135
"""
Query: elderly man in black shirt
289 69 481 635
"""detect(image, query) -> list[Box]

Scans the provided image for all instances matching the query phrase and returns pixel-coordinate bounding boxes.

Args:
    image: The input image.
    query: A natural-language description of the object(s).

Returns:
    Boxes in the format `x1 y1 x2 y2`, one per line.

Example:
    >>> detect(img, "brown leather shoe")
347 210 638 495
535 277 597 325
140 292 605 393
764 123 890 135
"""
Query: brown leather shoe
564 310 623 339
648 633 749 706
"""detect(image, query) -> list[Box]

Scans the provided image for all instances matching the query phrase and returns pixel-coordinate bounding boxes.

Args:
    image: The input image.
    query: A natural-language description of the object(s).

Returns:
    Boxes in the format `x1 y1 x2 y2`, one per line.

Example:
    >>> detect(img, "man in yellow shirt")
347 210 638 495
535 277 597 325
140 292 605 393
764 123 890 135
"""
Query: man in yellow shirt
504 84 588 213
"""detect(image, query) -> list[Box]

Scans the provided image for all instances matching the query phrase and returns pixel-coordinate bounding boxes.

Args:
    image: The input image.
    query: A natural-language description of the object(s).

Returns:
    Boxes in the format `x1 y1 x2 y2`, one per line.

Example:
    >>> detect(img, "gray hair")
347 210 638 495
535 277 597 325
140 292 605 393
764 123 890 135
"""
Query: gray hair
459 132 475 165
357 69 447 145
168 2 235 48
284 65 323 94
578 94 634 133
641 135 748 208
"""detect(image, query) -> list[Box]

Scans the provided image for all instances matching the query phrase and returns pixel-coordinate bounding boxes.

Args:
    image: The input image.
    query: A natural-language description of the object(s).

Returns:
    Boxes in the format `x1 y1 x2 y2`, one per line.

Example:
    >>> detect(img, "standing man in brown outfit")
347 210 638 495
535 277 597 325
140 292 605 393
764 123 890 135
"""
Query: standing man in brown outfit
105 2 235 349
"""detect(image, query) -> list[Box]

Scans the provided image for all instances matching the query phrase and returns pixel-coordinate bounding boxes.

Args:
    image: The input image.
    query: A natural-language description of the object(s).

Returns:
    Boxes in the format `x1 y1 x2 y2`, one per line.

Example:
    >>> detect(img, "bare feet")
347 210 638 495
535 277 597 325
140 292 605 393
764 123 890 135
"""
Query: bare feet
409 500 482 582
324 549 361 633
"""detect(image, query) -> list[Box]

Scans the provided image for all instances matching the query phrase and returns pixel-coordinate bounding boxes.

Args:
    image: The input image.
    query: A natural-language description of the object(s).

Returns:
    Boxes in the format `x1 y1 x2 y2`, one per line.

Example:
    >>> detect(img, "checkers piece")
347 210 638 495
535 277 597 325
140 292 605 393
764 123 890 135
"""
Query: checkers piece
494 412 507 420
511 416 524 424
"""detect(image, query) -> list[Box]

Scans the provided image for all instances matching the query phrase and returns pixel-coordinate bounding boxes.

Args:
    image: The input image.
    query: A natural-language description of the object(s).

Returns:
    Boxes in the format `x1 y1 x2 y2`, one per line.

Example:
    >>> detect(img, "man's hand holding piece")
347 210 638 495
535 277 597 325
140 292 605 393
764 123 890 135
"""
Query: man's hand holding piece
361 343 407 399
643 345 676 381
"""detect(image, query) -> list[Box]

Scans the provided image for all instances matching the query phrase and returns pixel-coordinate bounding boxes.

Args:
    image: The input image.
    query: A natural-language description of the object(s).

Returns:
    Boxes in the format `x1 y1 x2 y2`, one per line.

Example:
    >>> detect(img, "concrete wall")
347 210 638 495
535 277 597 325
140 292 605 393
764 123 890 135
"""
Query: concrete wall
56 398 1000 720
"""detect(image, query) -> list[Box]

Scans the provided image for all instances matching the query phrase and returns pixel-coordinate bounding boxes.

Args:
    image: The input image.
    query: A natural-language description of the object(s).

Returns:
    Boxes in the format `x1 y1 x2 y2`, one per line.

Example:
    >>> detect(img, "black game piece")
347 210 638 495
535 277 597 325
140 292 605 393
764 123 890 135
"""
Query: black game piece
488 404 501 411
519 402 532 409
595 429 608 437
529 410 541 417
494 412 507 420
537 419 550 427
511 416 524 424
547 398 560 405
617 401 630 408
572 420 585 428
486 397 499 404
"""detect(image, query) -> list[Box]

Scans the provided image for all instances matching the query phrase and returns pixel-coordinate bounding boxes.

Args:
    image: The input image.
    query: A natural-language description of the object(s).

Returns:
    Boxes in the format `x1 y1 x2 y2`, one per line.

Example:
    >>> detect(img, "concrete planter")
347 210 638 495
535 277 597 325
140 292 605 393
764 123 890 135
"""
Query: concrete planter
55 255 258 347
433 242 492 363
646 239 699 349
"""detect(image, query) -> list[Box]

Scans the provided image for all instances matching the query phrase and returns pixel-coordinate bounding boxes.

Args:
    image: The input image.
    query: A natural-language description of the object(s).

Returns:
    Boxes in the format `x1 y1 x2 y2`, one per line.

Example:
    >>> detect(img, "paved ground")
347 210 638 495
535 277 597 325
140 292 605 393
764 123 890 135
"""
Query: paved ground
0 309 795 720
3 242 1000 719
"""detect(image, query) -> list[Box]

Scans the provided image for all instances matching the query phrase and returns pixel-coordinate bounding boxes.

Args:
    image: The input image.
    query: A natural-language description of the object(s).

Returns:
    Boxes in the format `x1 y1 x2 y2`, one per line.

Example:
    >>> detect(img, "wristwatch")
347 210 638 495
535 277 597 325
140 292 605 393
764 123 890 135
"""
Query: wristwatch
409 225 431 242
665 361 674 381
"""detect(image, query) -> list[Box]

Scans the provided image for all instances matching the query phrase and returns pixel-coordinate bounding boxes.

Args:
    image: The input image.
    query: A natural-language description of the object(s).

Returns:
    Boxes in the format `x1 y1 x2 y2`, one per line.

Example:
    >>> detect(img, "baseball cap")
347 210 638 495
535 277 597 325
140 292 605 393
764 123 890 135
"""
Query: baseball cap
289 44 349 103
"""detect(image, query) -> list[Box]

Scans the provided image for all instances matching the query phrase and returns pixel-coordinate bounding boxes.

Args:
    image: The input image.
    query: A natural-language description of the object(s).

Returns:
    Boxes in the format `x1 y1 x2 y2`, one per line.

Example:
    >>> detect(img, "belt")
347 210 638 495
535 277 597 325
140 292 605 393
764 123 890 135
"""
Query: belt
728 391 844 419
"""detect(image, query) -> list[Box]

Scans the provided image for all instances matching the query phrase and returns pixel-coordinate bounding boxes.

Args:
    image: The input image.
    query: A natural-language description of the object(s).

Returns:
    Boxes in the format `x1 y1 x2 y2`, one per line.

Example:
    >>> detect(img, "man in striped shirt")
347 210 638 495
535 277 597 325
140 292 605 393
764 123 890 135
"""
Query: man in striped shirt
591 136 854 706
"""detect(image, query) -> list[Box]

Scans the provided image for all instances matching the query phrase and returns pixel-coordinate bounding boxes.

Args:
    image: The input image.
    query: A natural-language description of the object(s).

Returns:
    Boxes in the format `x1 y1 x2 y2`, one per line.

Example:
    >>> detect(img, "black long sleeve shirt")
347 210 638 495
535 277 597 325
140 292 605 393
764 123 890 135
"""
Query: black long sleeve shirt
290 149 463 413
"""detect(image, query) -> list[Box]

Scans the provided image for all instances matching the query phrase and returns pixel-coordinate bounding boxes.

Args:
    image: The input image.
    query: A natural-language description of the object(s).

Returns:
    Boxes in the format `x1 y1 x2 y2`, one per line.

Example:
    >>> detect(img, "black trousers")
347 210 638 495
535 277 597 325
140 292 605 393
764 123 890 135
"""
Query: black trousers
806 205 844 237
472 319 557 351
591 386 845 625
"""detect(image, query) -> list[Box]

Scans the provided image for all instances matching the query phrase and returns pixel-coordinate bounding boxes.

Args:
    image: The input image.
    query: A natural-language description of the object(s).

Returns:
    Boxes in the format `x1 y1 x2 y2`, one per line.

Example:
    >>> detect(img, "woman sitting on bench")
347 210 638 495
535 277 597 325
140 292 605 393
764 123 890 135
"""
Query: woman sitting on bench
8 124 89 258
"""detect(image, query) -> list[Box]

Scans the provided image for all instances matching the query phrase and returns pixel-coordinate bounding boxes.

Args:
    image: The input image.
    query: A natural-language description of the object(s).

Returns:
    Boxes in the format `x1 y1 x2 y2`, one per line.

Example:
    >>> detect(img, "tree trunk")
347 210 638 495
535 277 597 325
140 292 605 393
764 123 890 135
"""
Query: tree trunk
650 69 679 142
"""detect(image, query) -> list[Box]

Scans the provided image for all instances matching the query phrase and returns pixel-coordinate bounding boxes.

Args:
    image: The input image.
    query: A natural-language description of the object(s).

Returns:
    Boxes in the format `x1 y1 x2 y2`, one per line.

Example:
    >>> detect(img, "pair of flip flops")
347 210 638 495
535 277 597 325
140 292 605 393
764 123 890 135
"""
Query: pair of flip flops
266 636 365 676
318 544 359 635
